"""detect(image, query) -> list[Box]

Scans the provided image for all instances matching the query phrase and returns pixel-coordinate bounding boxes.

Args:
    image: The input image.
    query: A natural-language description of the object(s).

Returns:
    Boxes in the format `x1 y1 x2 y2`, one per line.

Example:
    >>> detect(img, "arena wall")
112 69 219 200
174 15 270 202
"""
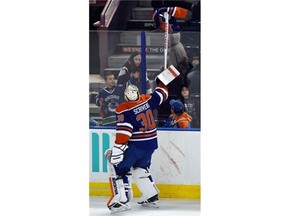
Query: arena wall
89 128 200 199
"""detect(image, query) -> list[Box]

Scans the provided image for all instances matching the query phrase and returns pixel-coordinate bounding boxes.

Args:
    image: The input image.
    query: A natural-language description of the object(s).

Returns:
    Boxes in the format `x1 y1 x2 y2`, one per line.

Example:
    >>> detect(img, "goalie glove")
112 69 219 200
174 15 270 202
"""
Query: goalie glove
110 144 128 165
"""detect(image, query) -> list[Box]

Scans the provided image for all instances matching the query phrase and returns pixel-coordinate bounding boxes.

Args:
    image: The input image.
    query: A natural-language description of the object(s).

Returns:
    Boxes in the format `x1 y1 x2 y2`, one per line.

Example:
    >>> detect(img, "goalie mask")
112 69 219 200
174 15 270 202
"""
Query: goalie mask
124 85 140 101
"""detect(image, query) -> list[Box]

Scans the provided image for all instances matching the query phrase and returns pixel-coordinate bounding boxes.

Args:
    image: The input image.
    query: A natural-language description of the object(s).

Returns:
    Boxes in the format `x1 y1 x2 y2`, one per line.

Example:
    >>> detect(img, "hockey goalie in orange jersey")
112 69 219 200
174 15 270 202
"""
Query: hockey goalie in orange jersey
105 66 180 213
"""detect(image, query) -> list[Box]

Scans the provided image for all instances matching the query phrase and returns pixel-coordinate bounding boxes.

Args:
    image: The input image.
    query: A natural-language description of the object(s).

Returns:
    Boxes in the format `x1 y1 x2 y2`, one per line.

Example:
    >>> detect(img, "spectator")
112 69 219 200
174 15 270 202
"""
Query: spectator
186 57 200 128
187 56 200 95
117 51 152 94
180 85 199 128
181 85 194 113
117 52 142 89
163 99 192 128
168 32 189 71
95 72 124 126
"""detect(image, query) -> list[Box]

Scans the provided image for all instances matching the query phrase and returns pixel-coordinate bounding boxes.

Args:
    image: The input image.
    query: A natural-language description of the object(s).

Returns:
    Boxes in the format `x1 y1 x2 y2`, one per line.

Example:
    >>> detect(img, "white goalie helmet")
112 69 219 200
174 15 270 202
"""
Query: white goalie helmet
124 84 140 101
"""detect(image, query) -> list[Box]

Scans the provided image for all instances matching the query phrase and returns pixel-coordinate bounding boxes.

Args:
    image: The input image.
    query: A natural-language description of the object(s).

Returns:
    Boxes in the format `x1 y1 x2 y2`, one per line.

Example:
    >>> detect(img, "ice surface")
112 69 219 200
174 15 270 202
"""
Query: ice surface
90 196 200 216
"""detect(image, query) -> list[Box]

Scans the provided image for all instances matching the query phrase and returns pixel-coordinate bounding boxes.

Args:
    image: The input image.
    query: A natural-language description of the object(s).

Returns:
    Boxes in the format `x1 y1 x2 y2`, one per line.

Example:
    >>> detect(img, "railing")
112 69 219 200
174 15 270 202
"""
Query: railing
89 126 201 131
99 0 121 29
89 0 108 6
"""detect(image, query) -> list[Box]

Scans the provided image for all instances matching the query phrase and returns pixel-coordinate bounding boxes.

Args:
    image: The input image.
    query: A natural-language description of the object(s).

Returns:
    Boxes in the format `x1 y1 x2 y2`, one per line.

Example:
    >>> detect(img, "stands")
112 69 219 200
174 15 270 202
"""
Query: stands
89 0 200 127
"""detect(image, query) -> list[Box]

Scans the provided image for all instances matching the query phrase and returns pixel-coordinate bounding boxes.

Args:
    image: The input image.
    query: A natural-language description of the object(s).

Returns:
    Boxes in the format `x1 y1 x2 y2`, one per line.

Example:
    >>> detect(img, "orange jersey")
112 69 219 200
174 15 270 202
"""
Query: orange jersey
114 84 168 150
168 112 192 128
152 7 188 33
152 7 188 20
168 7 188 19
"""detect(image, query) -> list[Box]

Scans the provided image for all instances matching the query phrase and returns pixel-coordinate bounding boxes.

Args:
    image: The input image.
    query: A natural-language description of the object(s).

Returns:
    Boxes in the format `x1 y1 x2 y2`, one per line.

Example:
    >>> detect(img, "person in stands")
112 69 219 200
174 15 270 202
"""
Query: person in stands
164 99 192 128
117 52 142 89
95 72 124 126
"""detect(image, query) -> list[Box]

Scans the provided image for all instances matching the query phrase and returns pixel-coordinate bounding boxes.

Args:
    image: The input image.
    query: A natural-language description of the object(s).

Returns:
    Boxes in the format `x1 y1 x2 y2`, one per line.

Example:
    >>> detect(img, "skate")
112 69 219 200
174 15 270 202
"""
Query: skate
108 201 131 213
137 194 159 208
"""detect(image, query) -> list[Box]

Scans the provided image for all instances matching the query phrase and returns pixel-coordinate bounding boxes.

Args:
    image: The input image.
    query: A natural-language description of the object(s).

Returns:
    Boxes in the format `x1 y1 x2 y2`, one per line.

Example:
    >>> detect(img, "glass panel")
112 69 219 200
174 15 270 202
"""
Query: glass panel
90 30 200 129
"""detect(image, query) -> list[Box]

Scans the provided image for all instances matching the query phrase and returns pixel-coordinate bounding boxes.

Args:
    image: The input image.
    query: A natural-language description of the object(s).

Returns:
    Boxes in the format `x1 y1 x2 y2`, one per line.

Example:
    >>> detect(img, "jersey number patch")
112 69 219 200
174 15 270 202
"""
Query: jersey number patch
136 109 156 132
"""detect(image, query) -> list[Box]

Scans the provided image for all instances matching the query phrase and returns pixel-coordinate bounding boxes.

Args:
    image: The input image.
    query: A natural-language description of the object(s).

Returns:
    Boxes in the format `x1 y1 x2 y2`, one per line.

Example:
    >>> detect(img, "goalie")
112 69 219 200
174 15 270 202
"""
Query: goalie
105 66 180 213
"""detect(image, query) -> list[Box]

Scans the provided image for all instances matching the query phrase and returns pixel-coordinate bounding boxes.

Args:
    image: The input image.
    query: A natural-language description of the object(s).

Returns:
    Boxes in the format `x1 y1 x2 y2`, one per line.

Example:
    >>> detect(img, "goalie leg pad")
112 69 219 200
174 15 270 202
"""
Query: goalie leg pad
123 174 133 202
107 177 128 204
132 168 159 205
107 176 131 212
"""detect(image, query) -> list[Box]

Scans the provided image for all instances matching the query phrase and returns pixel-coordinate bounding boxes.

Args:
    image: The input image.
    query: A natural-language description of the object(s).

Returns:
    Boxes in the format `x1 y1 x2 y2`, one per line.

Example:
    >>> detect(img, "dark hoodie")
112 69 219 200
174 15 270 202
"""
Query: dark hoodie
117 52 141 87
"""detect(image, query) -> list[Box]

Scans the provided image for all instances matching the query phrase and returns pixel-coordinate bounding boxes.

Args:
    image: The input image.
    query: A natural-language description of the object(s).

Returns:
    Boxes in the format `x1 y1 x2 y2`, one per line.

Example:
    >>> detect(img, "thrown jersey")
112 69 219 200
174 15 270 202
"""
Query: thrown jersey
153 7 187 19
115 83 168 150
96 86 124 126
152 7 188 32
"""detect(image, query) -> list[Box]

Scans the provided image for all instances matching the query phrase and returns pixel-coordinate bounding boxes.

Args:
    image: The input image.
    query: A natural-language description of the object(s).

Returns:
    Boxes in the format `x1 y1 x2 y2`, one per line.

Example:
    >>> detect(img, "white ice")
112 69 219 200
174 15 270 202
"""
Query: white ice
90 196 200 216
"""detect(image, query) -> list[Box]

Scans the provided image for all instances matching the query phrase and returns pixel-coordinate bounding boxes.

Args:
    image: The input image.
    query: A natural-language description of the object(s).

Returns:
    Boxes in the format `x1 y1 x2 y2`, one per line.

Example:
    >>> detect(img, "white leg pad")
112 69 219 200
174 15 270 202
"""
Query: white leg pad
107 177 128 208
124 182 133 202
132 168 159 200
